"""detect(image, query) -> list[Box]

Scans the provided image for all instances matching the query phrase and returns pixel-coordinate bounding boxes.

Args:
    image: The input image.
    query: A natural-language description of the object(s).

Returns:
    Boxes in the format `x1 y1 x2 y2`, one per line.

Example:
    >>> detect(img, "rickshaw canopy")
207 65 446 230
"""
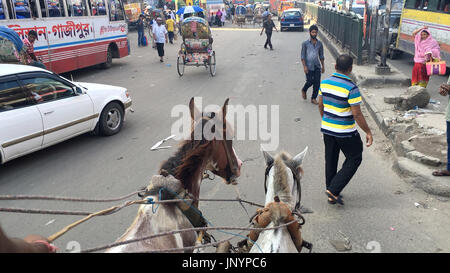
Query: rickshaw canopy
181 17 211 39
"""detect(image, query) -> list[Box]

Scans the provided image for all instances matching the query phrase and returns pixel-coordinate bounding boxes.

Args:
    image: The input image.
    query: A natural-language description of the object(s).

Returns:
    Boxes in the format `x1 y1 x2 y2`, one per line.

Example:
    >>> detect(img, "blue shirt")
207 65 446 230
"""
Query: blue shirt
301 39 324 71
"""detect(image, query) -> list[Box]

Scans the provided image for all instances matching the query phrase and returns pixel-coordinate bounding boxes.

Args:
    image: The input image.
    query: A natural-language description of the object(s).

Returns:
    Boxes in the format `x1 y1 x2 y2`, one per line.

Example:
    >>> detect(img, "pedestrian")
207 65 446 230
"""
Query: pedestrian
260 14 277 50
151 17 157 49
231 4 235 22
300 24 325 105
216 9 222 27
166 16 175 44
209 12 214 26
153 17 168 62
411 26 441 87
432 76 450 177
318 54 373 205
22 30 46 69
137 14 145 47
221 8 226 26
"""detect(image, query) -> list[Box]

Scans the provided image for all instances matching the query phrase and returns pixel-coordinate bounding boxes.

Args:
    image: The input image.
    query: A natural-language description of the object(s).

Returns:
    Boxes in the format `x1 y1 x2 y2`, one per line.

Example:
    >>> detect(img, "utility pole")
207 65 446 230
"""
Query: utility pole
376 0 391 74
369 4 378 64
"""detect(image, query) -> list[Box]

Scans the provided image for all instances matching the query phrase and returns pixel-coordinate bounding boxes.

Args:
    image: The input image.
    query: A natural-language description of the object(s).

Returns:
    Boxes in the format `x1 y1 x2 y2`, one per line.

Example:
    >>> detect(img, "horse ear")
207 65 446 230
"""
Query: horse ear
261 146 274 166
293 146 308 167
189 97 201 121
222 98 229 121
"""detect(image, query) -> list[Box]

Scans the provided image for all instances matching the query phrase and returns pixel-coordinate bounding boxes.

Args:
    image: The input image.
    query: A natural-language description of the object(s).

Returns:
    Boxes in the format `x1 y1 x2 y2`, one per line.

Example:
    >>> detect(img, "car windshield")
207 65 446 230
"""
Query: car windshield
284 11 300 16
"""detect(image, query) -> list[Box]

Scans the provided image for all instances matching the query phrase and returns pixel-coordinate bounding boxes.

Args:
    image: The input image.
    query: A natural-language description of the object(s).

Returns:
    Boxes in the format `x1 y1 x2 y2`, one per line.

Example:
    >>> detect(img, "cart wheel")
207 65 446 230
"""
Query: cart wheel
177 55 185 77
209 51 216 77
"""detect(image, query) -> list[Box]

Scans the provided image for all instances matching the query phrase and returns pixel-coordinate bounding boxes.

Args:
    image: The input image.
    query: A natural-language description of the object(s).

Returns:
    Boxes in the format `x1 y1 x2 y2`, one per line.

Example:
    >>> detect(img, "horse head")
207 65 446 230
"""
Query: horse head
261 147 308 212
159 98 242 203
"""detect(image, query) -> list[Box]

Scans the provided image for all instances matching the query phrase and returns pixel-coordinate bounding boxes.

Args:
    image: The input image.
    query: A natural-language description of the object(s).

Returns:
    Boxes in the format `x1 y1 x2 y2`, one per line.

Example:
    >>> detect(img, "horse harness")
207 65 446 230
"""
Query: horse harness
264 161 302 212
139 187 208 231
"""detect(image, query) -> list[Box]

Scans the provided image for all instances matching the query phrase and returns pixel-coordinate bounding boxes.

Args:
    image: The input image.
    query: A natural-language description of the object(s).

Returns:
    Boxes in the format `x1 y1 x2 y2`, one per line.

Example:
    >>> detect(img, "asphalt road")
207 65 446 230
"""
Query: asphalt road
1 23 449 253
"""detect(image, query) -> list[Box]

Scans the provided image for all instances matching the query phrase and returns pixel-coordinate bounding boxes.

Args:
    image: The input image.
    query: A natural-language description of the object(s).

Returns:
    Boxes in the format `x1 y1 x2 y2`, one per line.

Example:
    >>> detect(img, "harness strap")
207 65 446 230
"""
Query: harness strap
144 187 208 229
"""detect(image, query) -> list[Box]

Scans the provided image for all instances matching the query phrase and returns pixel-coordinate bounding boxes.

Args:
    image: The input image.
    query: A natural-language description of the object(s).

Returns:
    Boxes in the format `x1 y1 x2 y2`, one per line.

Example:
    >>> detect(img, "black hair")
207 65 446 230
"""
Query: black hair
28 30 37 37
336 54 353 72
309 24 318 33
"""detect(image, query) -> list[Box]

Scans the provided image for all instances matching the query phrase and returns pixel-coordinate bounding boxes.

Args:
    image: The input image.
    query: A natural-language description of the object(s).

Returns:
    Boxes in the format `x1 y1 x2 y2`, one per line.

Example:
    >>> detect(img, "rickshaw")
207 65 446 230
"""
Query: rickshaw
253 5 264 26
235 5 246 27
245 4 254 23
177 17 216 77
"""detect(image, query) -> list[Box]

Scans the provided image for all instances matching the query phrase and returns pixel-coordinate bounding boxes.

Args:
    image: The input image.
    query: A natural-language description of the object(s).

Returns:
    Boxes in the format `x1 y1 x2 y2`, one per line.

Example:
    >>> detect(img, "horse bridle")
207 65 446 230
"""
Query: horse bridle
204 111 239 184
264 162 302 212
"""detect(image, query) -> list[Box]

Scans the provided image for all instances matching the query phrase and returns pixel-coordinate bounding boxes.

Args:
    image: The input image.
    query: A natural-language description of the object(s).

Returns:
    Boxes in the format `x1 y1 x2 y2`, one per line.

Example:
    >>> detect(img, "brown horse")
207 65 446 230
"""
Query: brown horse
106 98 242 252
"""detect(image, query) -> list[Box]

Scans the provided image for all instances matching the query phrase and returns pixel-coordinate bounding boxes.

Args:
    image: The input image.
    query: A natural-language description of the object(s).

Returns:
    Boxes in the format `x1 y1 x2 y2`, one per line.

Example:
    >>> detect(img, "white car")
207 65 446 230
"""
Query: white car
0 64 132 164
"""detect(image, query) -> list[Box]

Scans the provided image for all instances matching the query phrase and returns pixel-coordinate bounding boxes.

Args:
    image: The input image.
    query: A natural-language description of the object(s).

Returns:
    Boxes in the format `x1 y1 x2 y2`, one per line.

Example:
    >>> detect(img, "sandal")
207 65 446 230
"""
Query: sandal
301 90 307 100
328 198 336 205
432 170 450 176
326 191 344 205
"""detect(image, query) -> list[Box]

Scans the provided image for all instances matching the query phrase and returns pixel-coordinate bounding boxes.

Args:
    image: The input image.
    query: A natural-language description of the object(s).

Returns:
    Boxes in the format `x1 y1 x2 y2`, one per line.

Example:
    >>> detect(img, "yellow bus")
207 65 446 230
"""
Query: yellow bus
278 0 294 20
397 0 450 64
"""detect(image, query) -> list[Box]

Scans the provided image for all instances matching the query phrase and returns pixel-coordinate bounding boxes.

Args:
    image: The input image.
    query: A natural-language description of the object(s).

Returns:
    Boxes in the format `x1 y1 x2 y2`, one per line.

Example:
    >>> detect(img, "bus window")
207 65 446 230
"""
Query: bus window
67 0 88 16
0 1 5 19
47 0 66 17
39 0 47 16
438 0 450 12
14 0 32 18
108 0 124 21
89 0 106 16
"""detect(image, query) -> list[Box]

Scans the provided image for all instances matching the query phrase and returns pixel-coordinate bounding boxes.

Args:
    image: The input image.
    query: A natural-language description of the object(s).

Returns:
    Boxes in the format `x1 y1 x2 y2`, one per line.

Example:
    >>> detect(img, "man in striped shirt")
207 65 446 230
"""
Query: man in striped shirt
318 54 373 205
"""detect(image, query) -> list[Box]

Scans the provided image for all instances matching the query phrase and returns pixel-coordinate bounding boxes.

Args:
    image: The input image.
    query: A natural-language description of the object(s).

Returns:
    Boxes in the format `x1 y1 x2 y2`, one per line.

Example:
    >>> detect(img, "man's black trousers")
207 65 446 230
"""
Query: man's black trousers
323 132 363 196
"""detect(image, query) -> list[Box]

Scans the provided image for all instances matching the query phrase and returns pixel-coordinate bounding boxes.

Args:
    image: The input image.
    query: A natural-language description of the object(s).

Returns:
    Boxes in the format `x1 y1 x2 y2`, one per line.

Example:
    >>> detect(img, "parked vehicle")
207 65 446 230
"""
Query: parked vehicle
376 10 403 59
397 0 449 66
0 64 133 164
280 8 303 31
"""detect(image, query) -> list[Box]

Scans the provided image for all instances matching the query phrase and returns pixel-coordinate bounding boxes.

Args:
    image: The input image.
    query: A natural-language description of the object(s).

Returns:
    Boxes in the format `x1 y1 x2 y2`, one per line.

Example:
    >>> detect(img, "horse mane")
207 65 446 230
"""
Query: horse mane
159 118 214 191
273 152 293 206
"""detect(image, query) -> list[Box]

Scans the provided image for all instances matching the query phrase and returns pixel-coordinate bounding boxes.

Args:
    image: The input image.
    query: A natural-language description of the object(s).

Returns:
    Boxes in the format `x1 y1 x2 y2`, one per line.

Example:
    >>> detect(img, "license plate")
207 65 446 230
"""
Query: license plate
290 24 294 27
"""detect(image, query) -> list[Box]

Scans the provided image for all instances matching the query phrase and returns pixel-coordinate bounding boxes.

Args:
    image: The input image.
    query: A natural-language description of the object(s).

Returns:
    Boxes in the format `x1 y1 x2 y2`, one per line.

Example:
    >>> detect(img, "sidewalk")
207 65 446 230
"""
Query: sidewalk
318 27 450 197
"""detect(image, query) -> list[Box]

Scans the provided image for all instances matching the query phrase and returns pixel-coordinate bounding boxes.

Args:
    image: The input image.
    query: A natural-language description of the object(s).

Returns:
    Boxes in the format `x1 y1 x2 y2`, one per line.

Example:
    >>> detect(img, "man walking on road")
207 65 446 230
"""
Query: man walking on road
301 25 325 105
166 16 175 44
260 14 278 50
153 17 168 62
137 14 145 47
318 54 373 205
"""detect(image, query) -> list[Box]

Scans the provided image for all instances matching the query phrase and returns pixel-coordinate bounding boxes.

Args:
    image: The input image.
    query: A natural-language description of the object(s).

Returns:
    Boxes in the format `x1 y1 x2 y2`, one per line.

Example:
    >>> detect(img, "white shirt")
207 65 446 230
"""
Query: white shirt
170 12 175 20
153 24 167 43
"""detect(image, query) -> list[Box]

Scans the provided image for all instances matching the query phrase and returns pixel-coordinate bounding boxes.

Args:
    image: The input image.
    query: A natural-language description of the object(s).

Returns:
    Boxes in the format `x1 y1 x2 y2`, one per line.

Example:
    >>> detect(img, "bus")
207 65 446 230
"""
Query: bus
123 0 142 28
0 0 130 74
397 0 449 64
278 0 294 19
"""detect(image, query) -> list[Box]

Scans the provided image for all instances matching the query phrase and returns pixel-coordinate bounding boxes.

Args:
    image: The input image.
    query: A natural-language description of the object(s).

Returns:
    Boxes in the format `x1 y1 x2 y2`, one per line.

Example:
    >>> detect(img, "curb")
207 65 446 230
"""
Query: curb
318 27 450 197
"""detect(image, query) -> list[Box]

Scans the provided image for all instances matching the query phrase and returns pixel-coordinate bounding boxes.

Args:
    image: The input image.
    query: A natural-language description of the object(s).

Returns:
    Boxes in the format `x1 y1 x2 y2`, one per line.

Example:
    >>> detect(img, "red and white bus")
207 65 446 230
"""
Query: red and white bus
0 0 130 73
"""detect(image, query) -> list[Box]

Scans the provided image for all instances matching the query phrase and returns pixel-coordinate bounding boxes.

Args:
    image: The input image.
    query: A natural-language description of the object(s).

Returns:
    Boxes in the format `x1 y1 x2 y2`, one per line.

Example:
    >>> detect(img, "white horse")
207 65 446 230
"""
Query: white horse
249 147 310 253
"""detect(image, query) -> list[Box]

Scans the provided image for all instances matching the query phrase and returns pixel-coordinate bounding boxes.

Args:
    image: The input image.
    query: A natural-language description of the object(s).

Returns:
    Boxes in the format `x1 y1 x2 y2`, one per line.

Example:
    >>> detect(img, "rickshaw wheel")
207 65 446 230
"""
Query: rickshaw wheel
209 51 216 77
177 56 185 77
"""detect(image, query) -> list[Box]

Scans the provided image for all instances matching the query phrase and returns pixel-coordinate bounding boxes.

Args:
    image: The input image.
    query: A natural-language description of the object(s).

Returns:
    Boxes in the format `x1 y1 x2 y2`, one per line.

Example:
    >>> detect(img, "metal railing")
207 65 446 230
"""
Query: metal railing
302 3 364 65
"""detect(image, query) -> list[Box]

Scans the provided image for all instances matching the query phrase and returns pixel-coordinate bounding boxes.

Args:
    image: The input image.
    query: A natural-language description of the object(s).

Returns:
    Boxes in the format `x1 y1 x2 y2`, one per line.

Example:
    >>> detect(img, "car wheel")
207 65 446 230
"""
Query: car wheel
98 102 124 136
